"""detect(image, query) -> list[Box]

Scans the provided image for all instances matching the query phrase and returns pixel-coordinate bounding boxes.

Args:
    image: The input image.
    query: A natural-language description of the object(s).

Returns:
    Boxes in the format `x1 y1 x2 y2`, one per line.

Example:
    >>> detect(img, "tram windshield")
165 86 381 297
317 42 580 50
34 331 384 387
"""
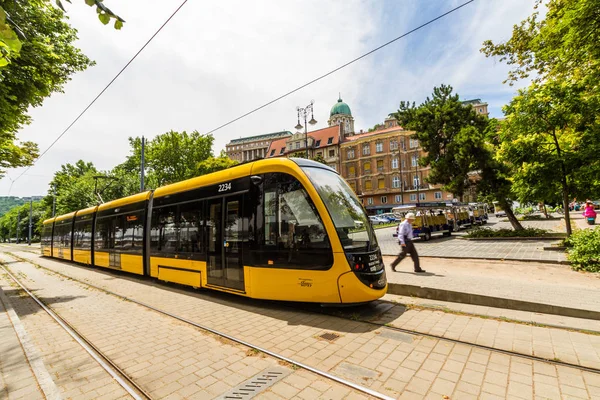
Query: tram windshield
303 167 377 252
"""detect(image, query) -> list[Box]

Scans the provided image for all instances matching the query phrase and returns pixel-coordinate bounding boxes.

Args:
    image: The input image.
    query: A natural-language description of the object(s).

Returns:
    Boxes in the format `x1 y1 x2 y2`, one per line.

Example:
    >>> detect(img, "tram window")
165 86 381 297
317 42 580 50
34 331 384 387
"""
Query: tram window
95 218 112 250
150 206 178 253
178 201 205 257
122 212 144 253
255 173 332 269
42 225 52 247
113 215 125 250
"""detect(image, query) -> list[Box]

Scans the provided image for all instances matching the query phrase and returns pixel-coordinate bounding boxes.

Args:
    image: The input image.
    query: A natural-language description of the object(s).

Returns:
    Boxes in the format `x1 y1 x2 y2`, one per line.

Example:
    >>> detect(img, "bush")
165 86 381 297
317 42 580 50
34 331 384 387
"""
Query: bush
566 228 600 272
465 227 549 238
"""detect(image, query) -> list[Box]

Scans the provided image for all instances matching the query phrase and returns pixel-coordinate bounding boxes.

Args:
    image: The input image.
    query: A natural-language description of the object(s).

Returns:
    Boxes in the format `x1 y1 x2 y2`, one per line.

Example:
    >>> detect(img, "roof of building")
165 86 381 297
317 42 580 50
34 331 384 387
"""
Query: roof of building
228 130 291 145
265 125 340 157
461 99 487 106
342 125 406 143
330 96 352 117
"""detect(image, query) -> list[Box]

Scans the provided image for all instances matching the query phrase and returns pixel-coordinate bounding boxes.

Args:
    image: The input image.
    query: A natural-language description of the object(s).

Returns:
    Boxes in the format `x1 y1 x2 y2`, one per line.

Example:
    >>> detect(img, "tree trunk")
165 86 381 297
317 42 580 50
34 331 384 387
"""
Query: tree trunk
500 198 524 230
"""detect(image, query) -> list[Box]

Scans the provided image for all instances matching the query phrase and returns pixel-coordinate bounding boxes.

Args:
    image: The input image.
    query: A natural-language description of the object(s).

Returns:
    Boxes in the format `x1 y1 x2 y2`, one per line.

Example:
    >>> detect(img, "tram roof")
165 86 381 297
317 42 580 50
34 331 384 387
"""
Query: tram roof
97 191 151 212
54 211 76 222
42 217 55 225
75 205 98 217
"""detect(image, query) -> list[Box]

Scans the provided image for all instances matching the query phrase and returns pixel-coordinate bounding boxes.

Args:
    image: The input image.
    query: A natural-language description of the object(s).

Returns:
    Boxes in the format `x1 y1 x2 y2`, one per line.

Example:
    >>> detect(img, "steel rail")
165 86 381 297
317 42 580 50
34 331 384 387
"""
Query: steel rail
8 250 600 380
1 265 152 400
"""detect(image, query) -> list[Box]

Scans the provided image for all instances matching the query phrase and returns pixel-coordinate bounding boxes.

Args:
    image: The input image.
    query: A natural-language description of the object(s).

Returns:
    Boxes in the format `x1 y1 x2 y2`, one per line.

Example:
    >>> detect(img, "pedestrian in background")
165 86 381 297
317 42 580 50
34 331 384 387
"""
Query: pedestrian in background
391 213 425 273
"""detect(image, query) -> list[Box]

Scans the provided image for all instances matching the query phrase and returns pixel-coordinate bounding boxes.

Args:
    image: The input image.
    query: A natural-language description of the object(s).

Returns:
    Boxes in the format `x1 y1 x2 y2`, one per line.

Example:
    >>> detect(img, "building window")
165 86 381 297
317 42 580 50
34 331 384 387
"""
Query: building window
349 182 357 192
270 149 275 156
329 149 335 157
392 158 398 169
411 155 419 167
327 137 334 145
295 142 300 149
364 162 371 173
347 149 355 159
378 178 385 189
419 193 426 201
413 175 420 188
280 147 285 154
363 144 370 155
479 108 483 113
390 140 398 150
317 152 322 157
315 140 321 147
395 195 401 203
329 164 337 171
367 197 373 205
376 142 383 153
401 158 406 168
392 176 400 188
348 166 356 177
365 180 372 190
377 160 384 172
381 196 387 204
410 194 417 201
409 138 419 148
434 191 442 200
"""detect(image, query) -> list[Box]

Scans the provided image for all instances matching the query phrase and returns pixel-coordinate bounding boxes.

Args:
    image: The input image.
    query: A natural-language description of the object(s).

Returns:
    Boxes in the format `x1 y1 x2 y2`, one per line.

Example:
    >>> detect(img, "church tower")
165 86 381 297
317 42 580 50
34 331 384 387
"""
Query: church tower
328 95 355 137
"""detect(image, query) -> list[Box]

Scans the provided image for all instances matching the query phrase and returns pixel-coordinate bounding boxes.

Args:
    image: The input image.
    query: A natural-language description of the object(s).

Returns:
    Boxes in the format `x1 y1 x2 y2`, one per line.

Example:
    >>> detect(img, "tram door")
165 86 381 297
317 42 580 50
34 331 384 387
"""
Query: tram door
207 195 245 291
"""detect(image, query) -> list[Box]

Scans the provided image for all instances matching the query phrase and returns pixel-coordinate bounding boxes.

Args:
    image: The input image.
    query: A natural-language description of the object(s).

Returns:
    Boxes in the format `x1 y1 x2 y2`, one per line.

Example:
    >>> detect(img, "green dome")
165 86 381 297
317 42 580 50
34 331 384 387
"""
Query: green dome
330 97 352 117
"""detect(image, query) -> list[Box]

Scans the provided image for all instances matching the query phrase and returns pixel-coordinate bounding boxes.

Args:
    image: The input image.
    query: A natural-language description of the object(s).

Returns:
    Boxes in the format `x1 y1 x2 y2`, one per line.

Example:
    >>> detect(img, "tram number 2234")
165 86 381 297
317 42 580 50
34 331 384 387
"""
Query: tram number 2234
218 182 232 193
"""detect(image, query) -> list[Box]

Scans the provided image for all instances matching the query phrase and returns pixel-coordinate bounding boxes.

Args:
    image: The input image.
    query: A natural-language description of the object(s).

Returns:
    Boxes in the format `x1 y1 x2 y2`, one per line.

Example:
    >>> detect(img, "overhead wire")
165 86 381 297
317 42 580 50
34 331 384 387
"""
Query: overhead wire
8 0 475 189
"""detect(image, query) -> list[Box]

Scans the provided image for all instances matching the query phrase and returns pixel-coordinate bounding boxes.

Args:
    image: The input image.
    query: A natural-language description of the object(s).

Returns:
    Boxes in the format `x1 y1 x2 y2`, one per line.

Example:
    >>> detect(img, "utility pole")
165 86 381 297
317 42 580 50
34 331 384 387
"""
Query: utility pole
16 210 20 244
28 199 32 246
52 184 56 217
140 136 145 192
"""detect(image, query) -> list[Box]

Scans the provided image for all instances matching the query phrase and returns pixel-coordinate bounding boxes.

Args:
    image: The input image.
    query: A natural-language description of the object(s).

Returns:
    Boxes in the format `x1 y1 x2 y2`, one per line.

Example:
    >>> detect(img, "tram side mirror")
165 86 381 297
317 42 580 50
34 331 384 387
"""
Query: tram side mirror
251 175 263 186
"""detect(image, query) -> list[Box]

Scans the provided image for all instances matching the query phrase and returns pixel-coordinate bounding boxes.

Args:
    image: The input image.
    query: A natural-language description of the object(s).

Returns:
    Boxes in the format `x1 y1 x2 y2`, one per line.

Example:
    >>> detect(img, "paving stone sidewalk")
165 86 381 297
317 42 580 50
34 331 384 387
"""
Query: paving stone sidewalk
384 256 600 314
11 251 600 400
1 255 374 400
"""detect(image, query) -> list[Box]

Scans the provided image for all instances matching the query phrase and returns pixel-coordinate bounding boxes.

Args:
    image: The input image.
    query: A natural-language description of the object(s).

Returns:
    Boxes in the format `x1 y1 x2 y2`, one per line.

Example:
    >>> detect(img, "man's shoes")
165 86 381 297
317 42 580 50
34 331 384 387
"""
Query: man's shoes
390 259 399 270
414 269 426 273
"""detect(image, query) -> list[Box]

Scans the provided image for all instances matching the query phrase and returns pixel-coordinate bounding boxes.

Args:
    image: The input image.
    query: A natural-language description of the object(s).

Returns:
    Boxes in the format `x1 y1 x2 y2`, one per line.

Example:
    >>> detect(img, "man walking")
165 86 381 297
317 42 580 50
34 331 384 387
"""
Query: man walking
391 213 425 273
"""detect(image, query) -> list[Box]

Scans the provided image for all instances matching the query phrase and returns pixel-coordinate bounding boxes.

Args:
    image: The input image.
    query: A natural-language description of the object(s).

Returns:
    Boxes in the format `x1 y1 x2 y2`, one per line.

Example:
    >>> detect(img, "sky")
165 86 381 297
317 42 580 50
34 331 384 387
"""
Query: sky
1 0 538 197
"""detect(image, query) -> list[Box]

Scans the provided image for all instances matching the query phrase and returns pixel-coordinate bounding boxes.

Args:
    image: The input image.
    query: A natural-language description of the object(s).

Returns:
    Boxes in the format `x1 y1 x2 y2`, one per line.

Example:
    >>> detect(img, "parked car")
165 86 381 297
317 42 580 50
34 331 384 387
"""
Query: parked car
368 216 388 225
380 213 399 222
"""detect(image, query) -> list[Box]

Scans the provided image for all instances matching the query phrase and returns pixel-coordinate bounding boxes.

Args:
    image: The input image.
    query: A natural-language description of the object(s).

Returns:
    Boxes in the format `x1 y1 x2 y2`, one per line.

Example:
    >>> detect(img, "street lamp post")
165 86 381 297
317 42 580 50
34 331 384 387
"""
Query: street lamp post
295 101 317 159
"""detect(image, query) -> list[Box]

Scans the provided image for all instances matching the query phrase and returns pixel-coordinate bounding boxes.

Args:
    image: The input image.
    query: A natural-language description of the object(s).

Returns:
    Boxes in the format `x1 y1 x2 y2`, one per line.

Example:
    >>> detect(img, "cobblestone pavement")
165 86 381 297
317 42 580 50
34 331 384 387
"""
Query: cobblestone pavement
0 255 371 400
377 228 566 262
383 256 600 313
382 293 600 334
7 250 600 399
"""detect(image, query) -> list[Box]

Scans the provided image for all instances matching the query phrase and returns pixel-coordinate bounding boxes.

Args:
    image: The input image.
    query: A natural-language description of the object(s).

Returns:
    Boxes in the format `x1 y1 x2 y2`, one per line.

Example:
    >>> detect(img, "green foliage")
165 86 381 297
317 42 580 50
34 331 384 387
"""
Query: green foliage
0 200 46 242
0 0 95 176
312 153 328 165
566 227 600 272
197 151 238 176
465 227 549 238
0 196 25 216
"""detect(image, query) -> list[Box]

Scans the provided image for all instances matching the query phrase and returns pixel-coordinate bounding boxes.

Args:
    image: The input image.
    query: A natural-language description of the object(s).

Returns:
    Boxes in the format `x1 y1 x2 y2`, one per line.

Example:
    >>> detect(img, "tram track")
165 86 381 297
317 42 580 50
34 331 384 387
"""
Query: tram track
1 254 395 400
5 250 600 390
1 264 153 400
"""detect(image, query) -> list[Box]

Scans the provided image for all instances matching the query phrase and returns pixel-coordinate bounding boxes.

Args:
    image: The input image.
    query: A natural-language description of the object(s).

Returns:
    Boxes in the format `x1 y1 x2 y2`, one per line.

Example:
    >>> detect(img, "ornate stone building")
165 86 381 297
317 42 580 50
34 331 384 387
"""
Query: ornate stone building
225 131 291 162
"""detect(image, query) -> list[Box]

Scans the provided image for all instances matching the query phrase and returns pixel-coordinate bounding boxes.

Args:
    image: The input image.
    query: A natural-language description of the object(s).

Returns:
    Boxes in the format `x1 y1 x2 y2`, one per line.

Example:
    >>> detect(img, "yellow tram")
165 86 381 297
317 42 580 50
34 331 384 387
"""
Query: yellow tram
41 158 387 304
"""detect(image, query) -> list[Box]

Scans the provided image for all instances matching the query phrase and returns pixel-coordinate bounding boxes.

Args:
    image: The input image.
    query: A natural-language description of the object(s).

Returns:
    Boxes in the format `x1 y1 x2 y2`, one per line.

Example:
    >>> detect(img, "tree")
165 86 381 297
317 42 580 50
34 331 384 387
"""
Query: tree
394 84 523 230
146 130 214 186
482 0 600 235
1 0 123 67
0 0 93 174
0 200 45 242
497 80 599 235
43 160 98 215
197 151 238 176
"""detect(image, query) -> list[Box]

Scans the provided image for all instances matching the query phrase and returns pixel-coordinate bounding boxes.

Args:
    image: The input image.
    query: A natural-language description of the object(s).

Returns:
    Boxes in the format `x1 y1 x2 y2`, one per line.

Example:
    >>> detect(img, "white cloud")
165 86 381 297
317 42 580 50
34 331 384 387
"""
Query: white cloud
2 0 535 197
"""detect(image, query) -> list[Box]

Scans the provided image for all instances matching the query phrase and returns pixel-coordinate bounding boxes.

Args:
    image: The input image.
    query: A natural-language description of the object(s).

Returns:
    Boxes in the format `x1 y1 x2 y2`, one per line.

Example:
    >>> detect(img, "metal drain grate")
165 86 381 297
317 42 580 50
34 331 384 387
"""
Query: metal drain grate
215 366 292 399
319 332 340 341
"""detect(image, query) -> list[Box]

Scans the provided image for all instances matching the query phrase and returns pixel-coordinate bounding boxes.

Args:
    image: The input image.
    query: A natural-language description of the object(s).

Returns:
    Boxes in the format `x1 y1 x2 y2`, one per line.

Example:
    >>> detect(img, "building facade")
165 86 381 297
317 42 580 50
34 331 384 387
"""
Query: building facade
462 99 489 117
339 118 453 213
225 131 291 162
